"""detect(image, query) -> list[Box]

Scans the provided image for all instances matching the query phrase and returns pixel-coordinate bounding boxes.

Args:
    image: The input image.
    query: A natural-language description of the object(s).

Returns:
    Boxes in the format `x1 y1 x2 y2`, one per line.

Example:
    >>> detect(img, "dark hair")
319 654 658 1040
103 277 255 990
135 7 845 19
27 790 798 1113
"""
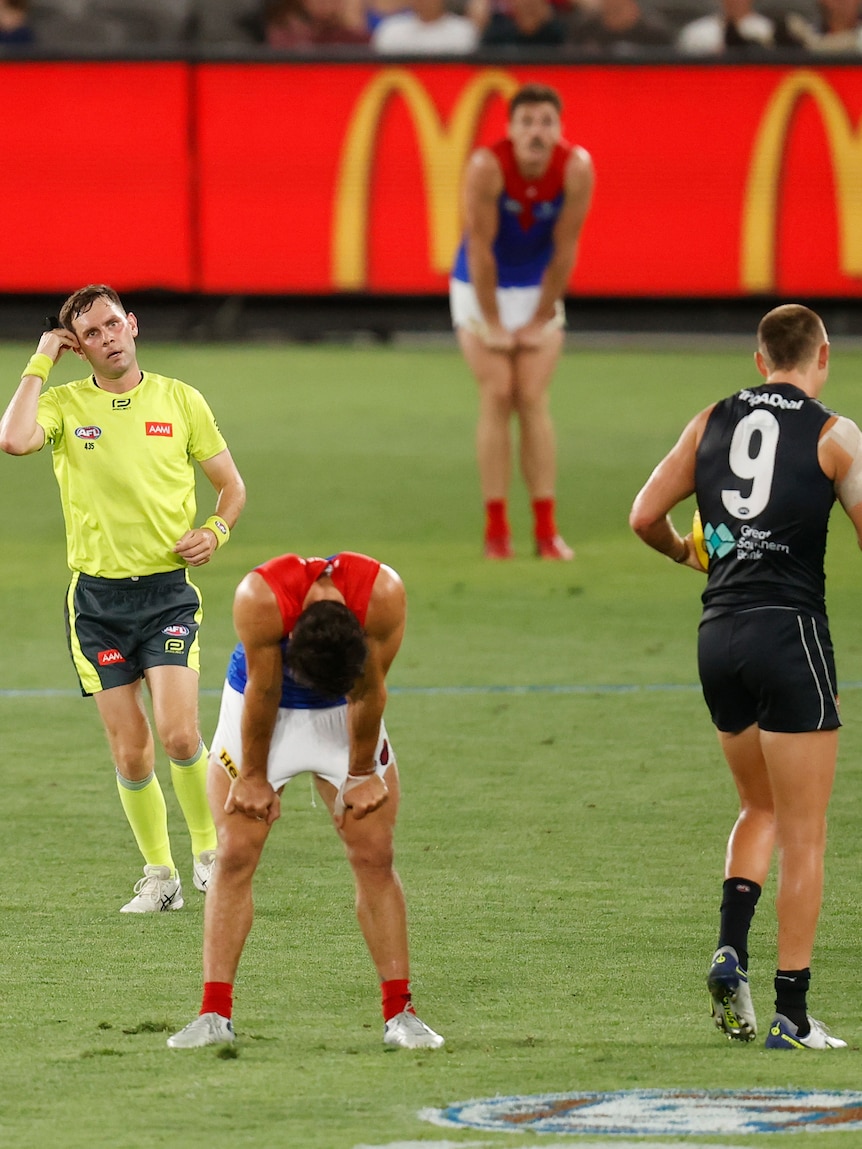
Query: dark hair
508 84 563 120
757 304 826 371
59 284 125 332
286 600 368 699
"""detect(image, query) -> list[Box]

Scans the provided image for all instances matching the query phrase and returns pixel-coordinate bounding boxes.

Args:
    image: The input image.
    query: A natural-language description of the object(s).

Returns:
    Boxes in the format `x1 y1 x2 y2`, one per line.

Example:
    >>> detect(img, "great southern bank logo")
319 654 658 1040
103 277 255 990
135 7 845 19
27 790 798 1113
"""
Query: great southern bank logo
703 521 735 559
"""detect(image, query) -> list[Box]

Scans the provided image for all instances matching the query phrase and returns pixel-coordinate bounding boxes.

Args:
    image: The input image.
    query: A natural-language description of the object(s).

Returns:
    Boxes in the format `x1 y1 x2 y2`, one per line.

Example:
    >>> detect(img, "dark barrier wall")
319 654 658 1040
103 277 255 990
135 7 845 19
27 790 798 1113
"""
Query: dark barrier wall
2 61 860 297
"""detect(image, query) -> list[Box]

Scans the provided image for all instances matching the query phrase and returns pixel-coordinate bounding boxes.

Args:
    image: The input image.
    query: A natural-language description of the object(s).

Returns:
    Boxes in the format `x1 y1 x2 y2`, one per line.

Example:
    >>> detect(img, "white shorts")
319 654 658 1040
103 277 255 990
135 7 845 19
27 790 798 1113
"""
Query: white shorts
449 278 565 334
211 683 394 792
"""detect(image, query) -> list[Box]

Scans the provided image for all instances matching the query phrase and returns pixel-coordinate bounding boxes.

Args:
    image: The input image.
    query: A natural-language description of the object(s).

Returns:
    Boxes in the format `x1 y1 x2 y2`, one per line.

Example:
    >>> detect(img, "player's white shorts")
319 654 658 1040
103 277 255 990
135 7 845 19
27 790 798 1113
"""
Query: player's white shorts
449 278 565 334
211 683 394 792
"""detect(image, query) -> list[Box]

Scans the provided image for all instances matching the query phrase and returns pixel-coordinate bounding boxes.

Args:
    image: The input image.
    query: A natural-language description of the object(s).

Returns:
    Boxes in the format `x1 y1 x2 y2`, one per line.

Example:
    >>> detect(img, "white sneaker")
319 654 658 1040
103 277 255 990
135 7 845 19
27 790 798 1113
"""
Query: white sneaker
383 1009 444 1049
167 1012 235 1049
120 865 184 913
193 850 216 893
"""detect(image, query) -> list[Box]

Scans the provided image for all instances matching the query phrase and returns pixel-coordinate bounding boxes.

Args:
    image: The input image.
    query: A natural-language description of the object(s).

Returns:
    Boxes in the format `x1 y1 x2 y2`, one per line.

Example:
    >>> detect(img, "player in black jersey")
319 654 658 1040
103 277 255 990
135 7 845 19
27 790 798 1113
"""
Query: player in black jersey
630 304 862 1051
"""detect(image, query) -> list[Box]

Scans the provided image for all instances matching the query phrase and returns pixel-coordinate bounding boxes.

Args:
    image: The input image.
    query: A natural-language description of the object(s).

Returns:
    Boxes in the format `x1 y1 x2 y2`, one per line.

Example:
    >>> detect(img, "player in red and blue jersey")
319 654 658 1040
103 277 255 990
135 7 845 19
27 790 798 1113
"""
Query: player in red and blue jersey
450 83 594 560
168 551 443 1052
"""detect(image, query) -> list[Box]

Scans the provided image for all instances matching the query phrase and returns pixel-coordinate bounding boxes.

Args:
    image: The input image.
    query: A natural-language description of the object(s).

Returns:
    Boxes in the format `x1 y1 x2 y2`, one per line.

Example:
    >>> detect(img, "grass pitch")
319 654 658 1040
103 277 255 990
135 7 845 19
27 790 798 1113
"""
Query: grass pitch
2 338 862 1148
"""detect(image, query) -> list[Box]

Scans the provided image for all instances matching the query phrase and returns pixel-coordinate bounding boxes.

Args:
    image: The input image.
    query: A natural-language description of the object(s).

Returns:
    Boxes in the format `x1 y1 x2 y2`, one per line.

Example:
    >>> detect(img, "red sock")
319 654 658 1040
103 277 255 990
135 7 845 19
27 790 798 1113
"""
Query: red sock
381 978 414 1021
485 499 510 540
532 497 557 539
201 981 233 1020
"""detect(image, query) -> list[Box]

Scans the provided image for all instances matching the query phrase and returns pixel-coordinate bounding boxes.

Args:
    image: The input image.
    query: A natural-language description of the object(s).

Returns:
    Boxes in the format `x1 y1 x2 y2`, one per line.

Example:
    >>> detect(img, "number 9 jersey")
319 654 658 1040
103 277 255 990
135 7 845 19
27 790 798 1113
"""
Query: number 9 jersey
695 382 836 621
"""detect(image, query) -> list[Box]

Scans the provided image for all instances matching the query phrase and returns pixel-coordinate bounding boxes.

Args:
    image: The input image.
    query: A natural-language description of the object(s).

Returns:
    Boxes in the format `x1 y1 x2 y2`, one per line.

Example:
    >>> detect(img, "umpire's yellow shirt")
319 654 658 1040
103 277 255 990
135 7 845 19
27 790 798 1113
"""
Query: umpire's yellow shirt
36 372 227 578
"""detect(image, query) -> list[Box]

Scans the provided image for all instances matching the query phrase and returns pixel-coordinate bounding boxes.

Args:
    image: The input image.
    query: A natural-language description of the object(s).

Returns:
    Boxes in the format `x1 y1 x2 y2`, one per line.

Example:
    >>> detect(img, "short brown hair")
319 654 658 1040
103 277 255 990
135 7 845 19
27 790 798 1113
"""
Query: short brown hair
756 304 827 371
508 84 562 120
59 284 125 332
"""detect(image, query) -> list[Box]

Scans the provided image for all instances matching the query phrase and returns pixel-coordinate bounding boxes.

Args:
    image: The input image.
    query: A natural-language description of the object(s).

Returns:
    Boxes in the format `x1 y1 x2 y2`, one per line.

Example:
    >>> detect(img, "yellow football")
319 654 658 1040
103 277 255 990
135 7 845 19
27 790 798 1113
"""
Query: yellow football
692 509 709 571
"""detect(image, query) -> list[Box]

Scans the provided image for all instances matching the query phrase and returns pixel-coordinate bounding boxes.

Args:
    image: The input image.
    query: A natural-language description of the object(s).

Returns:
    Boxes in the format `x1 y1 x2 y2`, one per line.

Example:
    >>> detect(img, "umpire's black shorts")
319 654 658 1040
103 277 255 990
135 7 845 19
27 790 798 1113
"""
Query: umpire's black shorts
65 569 203 696
698 606 841 734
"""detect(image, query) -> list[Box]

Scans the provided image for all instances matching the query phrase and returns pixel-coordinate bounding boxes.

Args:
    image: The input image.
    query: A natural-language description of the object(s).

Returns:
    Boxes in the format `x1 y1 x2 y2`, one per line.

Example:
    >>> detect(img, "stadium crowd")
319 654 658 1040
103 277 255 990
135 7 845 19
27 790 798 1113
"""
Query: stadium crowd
7 0 860 53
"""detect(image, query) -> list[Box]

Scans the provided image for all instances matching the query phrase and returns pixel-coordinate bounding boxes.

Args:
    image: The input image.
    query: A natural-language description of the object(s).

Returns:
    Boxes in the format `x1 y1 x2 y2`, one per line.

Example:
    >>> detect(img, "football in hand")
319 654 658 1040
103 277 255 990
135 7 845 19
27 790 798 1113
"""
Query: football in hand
692 509 709 571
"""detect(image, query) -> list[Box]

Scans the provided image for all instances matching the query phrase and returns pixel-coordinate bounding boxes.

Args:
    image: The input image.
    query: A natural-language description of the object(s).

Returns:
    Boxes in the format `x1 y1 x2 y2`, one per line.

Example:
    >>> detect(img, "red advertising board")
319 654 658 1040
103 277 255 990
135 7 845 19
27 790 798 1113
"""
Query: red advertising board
0 61 860 297
0 63 193 292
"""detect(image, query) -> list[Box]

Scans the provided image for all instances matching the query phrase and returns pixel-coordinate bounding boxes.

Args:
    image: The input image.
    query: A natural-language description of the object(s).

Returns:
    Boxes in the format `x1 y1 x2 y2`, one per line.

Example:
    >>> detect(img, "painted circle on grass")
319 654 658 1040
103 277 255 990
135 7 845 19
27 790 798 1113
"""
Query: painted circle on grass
421 1088 862 1136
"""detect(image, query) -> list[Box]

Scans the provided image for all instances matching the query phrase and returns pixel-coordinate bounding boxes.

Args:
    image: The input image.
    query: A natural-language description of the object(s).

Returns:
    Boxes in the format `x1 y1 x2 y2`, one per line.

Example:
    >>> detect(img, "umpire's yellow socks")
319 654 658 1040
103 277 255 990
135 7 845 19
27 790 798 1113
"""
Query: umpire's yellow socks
170 741 217 858
116 770 175 872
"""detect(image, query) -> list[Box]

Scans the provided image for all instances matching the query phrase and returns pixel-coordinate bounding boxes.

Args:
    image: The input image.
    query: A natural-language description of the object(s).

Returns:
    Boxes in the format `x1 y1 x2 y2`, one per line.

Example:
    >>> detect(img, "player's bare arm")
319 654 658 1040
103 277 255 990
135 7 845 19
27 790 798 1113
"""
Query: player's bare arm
0 326 79 455
462 149 513 352
226 573 284 824
630 406 714 570
337 566 407 826
819 414 862 547
174 448 247 566
516 147 595 348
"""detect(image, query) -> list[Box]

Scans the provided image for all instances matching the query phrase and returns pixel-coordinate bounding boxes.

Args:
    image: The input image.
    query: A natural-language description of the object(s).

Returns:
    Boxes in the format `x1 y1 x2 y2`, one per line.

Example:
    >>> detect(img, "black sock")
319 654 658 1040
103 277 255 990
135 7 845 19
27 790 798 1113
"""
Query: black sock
718 877 762 971
775 968 811 1035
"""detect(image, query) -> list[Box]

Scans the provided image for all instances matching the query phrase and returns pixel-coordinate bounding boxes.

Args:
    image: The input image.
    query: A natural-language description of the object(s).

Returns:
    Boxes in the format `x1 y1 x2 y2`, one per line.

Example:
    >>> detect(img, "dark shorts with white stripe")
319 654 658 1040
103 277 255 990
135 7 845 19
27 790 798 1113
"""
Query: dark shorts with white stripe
698 607 841 734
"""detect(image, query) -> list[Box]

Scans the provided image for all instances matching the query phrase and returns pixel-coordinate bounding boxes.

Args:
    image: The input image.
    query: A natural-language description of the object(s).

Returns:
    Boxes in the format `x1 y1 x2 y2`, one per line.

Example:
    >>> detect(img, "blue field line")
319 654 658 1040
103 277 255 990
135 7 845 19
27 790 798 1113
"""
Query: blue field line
4 681 862 699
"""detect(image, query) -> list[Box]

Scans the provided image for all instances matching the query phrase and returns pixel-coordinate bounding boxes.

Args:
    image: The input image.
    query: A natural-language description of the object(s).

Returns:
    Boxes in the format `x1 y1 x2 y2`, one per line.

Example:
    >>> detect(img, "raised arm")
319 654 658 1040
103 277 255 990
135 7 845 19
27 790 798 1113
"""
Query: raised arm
0 326 79 455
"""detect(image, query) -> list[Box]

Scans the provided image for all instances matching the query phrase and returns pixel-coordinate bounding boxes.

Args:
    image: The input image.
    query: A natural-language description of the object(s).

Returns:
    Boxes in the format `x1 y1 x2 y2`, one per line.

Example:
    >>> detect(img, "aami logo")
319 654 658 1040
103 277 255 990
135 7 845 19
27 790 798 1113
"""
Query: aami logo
97 648 126 666
162 625 190 637
146 422 173 437
75 426 102 440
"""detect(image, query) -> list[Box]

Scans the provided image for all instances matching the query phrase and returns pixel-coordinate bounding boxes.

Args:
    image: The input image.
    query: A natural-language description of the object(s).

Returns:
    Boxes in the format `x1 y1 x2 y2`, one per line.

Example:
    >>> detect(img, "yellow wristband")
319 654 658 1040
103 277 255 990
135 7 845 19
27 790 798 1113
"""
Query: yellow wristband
204 515 230 548
22 353 53 382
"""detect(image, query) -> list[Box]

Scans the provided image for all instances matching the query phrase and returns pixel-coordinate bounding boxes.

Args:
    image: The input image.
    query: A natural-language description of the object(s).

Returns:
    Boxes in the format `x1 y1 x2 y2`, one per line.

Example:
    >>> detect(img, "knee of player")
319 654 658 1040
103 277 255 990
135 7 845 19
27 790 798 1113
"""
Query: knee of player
513 388 549 416
346 838 396 875
738 798 775 820
483 384 516 412
214 829 263 877
161 730 203 762
112 744 152 778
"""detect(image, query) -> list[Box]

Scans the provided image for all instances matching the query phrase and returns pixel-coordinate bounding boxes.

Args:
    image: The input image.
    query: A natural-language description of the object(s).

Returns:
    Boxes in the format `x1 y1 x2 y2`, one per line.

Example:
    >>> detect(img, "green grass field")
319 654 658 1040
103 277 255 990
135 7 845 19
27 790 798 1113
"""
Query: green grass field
2 337 862 1149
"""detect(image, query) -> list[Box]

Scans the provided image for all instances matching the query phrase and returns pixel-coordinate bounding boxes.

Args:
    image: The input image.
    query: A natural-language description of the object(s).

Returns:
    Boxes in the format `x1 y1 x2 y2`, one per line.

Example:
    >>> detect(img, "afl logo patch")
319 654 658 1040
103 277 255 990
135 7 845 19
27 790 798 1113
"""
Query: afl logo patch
162 625 190 637
75 426 102 439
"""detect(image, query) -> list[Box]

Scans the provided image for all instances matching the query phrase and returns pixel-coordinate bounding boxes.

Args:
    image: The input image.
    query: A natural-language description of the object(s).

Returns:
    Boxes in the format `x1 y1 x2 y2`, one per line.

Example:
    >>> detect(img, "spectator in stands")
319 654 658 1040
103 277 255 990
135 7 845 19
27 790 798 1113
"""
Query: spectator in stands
362 0 411 31
0 0 34 44
677 0 775 51
264 0 370 45
480 0 566 44
565 0 674 50
464 0 495 34
372 0 478 50
784 0 862 50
